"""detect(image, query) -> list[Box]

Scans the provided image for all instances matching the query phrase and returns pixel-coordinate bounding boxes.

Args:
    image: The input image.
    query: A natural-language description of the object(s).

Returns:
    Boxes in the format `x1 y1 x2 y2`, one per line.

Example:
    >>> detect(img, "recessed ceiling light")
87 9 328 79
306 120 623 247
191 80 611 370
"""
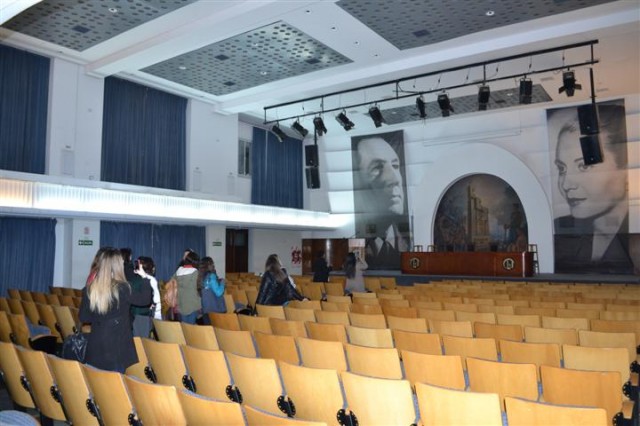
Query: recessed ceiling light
485 10 495 16
108 7 118 13
178 65 187 70
260 71 268 76
331 26 337 31
354 41 360 45
305 9 311 13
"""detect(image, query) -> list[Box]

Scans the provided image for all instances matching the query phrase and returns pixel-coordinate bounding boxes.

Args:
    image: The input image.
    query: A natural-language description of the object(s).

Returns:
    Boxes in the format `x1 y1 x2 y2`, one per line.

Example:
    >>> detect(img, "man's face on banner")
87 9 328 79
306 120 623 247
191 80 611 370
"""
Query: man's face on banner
356 137 405 215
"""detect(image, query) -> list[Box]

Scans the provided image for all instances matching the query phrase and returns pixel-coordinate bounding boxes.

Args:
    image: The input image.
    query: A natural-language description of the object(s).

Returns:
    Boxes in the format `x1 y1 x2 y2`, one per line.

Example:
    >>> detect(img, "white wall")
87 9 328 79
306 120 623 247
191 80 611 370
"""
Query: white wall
249 229 303 276
205 224 227 277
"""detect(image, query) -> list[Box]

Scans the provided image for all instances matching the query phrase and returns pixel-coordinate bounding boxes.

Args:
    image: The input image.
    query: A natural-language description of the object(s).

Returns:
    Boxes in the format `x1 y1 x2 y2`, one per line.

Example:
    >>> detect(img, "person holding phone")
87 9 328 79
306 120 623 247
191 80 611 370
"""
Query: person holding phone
343 251 368 294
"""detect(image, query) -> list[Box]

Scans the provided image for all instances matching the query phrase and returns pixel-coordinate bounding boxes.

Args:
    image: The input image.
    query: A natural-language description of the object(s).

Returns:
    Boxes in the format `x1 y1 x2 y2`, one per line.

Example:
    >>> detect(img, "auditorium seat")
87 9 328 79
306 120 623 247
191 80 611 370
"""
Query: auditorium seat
47 354 99 425
141 338 192 390
254 331 300 364
305 322 348 344
442 335 498 368
348 312 386 329
208 312 241 331
177 389 245 425
84 366 138 425
213 327 257 357
284 306 317 323
499 339 562 378
256 304 286 320
278 361 344 425
0 341 36 410
296 336 347 372
181 322 219 350
578 329 637 364
345 343 402 379
392 329 442 356
505 396 608 426
416 382 502 426
386 315 428 332
226 352 284 415
239 314 273 334
269 318 308 338
346 325 393 348
244 404 327 426
402 350 466 390
124 375 187 425
429 319 473 338
314 310 349 326
181 345 233 401
542 316 590 331
125 336 152 382
524 326 578 346
152 319 186 344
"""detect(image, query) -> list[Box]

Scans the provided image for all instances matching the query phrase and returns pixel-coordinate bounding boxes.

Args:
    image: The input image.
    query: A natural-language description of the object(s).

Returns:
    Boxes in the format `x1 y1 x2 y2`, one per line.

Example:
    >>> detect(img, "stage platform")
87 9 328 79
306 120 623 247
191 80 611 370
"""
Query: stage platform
351 271 640 286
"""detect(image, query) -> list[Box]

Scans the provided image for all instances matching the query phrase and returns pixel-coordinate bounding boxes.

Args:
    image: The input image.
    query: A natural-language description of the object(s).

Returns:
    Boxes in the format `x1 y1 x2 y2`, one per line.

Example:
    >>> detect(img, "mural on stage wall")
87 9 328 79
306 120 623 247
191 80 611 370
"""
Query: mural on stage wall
351 130 410 270
547 99 636 274
433 174 528 253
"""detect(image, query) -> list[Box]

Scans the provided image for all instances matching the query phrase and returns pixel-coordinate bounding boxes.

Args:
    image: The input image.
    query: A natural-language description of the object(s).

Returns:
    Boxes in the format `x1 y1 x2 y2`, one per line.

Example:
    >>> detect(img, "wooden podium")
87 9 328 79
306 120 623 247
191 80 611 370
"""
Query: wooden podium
401 251 534 277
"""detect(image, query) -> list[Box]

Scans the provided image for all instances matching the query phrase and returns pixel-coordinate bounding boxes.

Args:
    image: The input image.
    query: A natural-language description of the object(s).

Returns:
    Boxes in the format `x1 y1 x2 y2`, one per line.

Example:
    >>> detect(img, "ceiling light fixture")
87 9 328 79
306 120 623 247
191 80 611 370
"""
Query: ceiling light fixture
368 105 385 127
478 85 490 111
313 117 327 136
271 124 287 143
335 110 355 131
416 95 427 118
559 70 581 97
292 120 309 138
437 93 453 117
519 78 533 104
108 7 118 13
485 10 495 16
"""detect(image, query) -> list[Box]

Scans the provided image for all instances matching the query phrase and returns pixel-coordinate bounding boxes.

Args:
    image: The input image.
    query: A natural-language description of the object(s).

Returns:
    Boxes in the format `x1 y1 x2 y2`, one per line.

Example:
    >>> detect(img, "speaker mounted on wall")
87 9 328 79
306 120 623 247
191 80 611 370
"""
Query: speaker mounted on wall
577 103 603 165
305 166 320 189
580 134 603 166
305 145 319 167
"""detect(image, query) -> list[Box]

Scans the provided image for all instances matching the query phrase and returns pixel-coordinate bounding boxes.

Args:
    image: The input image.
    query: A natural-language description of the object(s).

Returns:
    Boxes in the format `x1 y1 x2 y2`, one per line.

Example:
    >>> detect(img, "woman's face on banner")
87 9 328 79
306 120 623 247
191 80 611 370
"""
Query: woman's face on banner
555 127 626 219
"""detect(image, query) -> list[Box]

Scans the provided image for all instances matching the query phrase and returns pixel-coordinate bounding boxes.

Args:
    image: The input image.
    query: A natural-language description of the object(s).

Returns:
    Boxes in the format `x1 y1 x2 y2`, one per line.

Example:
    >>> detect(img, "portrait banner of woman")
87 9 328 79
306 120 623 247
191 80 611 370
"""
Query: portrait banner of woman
547 99 635 274
351 130 410 270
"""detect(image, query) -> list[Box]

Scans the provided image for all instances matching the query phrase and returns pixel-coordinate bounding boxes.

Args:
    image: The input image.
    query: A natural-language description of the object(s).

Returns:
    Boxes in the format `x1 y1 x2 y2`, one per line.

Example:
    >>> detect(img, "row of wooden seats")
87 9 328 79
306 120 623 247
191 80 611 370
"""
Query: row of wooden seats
0 340 326 426
0 307 78 348
136 326 629 425
3 291 81 309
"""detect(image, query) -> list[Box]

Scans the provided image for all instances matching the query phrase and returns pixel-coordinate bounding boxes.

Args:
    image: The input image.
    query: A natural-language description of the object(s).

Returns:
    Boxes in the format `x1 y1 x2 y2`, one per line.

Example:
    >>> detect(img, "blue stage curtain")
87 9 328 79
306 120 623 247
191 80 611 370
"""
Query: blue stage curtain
251 127 303 208
101 221 205 282
0 217 56 296
101 77 187 190
0 44 49 174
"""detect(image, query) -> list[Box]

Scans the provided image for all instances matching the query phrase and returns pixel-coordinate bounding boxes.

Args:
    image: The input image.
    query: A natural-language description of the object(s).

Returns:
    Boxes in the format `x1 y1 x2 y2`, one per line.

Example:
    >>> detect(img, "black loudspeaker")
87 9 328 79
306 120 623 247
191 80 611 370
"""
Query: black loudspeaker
580 134 603 165
305 145 319 167
578 104 599 135
305 166 320 189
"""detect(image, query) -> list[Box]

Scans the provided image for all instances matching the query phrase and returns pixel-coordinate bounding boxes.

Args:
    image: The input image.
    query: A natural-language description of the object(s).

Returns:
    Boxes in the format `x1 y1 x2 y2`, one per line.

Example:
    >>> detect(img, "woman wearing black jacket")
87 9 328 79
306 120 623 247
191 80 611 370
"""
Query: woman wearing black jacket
79 247 152 372
256 254 305 306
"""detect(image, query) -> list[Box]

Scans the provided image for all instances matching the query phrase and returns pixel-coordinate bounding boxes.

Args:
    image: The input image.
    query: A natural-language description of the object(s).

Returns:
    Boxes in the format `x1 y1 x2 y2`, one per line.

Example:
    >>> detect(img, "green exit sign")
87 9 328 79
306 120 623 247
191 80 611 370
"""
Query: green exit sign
212 241 222 247
78 239 93 246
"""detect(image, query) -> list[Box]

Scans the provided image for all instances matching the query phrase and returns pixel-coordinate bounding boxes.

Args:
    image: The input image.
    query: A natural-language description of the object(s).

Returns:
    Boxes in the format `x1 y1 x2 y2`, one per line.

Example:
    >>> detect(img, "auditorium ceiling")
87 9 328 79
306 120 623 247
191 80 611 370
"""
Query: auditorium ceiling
1 0 638 133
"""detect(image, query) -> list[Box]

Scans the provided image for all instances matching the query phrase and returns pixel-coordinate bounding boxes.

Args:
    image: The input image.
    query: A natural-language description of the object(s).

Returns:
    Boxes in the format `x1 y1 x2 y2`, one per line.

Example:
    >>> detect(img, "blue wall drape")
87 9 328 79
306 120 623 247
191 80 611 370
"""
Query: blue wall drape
101 221 206 282
101 77 187 190
0 44 49 174
0 217 56 296
251 127 303 208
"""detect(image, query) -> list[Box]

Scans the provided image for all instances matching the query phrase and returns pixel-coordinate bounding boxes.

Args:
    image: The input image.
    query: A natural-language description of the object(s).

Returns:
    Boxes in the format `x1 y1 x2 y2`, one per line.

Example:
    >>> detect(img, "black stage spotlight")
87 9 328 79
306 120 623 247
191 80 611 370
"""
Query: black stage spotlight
335 110 355 131
437 93 453 117
519 78 533 104
292 120 309 138
416 95 427 118
368 105 385 128
478 85 490 111
271 124 287 143
559 70 581 97
313 116 327 136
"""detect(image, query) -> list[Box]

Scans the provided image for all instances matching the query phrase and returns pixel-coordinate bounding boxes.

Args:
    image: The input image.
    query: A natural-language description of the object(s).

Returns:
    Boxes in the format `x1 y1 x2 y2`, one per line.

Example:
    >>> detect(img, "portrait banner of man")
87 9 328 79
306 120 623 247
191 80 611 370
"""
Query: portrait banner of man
547 99 635 274
351 130 410 270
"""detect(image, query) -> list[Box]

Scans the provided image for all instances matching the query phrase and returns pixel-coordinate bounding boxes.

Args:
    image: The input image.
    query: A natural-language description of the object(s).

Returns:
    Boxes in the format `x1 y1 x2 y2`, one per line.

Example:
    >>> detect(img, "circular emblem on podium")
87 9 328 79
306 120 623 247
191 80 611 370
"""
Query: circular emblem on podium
409 257 421 269
502 257 515 270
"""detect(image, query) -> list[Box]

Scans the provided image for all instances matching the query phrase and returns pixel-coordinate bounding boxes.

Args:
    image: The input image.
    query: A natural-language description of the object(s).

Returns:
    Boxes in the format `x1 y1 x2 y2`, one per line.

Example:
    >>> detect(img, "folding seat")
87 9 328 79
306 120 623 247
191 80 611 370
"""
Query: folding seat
0 341 36 410
296 336 347 372
209 312 241 331
442 335 498 368
428 319 473 338
340 371 416 425
467 357 539 411
226 352 285 415
287 299 322 310
279 361 345 425
152 318 186 344
214 327 258 357
20 300 40 327
386 315 428 332
306 322 348 344
505 396 608 426
8 313 56 353
239 314 273 334
47 355 99 425
381 305 417 318
125 336 152 382
0 310 13 342
177 390 245 425
392 329 442 356
52 305 78 339
474 322 523 353
324 281 345 297
256 304 286 320
416 382 502 426
346 325 393 348
562 344 632 387
542 316 590 331
34 303 61 343
254 332 300 364
418 308 456 321
499 339 561 378
314 310 349 325
578 329 636 364
181 345 233 400
524 326 578 346
83 364 137 426
455 311 496 325
270 318 308 337
244 404 327 426
141 338 193 390
496 313 541 328
402 350 465 390
348 312 386 329
349 304 383 315
181 322 219 350
345 343 402 379
124 375 187 425
284 306 317 322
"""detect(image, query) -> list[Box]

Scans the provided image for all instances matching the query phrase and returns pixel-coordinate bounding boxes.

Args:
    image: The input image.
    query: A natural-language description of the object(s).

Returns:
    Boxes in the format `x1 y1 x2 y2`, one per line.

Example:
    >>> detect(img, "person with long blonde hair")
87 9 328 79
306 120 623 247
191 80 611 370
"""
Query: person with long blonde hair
79 247 152 372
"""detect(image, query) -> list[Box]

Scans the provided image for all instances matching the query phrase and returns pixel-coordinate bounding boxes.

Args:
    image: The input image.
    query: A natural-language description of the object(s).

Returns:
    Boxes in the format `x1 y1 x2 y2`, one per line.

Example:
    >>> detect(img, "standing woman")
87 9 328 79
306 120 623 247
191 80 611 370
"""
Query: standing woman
135 256 161 320
343 251 368 294
198 257 226 323
173 250 201 324
256 254 305 306
79 247 152 373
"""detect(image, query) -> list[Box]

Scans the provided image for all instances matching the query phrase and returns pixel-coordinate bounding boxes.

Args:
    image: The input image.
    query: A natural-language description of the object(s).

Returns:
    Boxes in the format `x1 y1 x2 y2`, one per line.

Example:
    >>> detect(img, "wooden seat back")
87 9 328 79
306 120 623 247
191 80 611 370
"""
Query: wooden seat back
181 346 232 401
124 375 187 426
296 336 347 372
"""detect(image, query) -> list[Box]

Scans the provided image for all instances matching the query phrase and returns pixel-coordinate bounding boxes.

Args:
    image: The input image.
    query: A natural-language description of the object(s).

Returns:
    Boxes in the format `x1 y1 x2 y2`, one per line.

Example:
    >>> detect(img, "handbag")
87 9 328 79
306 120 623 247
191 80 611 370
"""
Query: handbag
61 332 89 363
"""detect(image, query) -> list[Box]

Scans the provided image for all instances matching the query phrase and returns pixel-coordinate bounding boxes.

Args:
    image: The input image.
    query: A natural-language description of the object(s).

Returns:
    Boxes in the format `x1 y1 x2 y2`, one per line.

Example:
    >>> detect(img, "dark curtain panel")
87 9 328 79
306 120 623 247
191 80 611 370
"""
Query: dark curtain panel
101 221 205 282
251 127 303 208
0 44 49 174
99 222 153 263
101 77 187 190
152 225 206 281
0 217 56 296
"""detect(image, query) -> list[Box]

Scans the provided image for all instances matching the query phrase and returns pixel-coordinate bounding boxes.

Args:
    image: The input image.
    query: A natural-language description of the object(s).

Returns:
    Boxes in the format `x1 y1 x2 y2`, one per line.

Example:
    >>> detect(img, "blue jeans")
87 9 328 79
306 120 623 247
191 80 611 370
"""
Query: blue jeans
181 310 199 324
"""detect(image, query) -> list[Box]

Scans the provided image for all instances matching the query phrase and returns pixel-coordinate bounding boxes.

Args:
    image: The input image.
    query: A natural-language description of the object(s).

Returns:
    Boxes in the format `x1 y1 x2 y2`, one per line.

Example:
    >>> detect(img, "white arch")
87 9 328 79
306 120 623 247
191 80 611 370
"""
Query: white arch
411 142 554 273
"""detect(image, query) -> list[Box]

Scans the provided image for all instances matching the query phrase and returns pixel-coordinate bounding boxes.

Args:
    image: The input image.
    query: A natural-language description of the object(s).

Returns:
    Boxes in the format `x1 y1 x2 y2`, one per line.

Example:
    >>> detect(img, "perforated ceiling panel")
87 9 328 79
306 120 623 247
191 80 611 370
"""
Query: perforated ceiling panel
2 0 198 52
336 0 619 50
380 84 552 125
141 21 352 96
